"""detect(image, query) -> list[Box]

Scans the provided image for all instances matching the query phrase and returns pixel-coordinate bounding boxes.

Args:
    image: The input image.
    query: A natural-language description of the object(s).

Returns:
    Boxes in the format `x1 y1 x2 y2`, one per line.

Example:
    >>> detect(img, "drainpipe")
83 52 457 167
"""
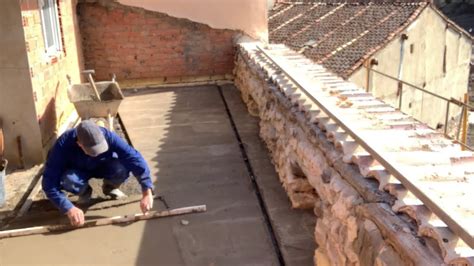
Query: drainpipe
397 34 408 109
365 58 378 93
365 59 370 92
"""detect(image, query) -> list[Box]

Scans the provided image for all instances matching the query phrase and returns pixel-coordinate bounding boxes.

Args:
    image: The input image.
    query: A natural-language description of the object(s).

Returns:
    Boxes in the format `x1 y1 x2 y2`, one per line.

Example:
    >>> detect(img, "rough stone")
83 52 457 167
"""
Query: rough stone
375 244 405 266
315 248 331 266
234 45 449 265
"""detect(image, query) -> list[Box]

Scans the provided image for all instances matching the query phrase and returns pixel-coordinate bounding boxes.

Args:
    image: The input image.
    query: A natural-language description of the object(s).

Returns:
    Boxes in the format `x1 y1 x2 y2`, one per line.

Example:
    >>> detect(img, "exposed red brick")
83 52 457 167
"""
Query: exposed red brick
78 2 237 80
22 0 84 147
20 0 39 11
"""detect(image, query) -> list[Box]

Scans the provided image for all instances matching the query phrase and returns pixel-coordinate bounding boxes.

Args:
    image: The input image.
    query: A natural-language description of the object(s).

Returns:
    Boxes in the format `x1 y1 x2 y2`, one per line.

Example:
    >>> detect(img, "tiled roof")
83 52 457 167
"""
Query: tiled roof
269 1 428 79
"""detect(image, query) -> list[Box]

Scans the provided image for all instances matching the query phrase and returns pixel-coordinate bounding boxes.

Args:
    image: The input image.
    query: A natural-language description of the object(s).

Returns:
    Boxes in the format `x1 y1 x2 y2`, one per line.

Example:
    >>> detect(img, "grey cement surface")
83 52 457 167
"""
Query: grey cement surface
220 84 316 265
0 165 42 222
121 85 280 265
0 84 315 265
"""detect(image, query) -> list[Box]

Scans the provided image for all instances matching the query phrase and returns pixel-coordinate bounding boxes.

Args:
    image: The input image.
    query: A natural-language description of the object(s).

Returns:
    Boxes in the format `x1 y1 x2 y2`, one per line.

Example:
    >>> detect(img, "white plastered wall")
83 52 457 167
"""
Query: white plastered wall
0 0 43 168
349 6 472 128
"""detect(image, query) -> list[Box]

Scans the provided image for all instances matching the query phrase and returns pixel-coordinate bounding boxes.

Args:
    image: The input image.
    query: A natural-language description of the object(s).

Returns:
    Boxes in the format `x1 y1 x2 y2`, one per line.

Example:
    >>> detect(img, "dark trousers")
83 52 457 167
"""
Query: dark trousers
60 159 129 195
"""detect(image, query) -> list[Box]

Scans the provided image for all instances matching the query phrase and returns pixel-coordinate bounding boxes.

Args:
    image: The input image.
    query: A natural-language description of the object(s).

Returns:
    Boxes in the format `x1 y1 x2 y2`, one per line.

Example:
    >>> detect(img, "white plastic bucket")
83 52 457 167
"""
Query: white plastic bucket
0 159 7 208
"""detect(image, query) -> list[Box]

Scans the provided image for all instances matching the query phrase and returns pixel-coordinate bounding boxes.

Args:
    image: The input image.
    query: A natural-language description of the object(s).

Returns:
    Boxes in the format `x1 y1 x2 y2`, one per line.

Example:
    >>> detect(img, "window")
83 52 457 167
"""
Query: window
39 0 62 55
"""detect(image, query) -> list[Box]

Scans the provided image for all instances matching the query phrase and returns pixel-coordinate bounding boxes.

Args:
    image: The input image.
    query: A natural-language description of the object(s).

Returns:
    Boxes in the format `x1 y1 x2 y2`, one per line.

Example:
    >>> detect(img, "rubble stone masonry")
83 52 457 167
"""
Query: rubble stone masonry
234 45 447 265
78 1 238 81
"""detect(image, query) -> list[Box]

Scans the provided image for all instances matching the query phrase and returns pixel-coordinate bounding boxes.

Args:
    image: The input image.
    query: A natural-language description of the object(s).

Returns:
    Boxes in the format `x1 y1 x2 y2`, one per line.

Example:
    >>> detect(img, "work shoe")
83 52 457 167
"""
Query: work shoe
106 188 127 200
77 185 93 205
102 183 127 200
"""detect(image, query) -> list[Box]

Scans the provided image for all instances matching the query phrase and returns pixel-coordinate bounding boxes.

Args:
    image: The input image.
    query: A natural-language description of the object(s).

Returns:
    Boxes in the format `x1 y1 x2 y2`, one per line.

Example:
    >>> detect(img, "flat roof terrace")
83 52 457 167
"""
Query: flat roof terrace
0 84 314 265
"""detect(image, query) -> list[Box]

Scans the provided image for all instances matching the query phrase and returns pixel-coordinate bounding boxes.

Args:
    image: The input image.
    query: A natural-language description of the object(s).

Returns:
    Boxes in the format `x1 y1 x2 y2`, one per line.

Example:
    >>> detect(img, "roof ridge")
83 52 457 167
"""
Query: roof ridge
428 3 474 40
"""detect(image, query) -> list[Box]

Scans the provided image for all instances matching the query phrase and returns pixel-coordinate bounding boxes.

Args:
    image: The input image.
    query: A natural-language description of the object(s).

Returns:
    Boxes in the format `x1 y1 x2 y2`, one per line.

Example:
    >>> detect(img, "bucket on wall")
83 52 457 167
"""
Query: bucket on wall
0 159 7 208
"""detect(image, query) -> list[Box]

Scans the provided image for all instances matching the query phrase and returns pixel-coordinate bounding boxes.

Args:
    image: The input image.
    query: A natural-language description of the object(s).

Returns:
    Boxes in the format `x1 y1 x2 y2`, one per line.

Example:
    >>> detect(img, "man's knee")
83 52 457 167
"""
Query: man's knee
104 160 129 184
61 170 88 195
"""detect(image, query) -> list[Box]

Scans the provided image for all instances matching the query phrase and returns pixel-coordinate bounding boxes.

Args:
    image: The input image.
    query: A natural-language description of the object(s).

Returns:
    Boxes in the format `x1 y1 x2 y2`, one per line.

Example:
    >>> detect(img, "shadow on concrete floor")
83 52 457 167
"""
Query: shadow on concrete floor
121 84 315 265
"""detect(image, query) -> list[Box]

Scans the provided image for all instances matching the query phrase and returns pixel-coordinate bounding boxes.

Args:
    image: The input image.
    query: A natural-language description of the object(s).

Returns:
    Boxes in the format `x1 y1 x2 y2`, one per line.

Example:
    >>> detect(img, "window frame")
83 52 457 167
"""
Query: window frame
39 0 62 56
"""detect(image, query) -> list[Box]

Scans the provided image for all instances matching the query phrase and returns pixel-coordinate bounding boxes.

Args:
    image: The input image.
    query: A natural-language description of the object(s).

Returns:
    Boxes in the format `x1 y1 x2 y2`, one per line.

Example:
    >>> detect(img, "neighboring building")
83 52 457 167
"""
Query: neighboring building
269 1 473 128
434 0 474 92
0 0 84 168
433 0 474 145
435 0 474 35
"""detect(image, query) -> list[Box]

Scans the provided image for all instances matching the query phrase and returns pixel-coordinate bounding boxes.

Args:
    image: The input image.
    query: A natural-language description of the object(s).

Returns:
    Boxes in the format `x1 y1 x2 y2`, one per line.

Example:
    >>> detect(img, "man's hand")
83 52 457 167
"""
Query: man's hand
66 206 85 227
140 189 153 214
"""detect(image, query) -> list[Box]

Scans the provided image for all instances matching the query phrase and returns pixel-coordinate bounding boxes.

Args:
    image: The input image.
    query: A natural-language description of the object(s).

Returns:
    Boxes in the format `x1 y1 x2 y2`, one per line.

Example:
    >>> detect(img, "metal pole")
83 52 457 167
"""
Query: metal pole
365 59 370 93
461 93 469 150
398 81 403 110
365 67 474 111
457 105 464 141
444 101 450 136
454 140 474 151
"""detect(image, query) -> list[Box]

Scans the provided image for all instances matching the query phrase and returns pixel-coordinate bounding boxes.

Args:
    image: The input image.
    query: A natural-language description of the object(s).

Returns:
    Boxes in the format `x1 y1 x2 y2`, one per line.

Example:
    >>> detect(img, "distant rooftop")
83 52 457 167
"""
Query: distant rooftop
269 1 428 78
437 1 474 36
434 1 474 89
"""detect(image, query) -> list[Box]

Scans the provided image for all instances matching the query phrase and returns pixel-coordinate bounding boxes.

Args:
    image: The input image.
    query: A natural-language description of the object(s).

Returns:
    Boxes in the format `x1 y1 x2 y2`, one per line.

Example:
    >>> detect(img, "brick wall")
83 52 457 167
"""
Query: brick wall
21 0 84 148
77 2 238 81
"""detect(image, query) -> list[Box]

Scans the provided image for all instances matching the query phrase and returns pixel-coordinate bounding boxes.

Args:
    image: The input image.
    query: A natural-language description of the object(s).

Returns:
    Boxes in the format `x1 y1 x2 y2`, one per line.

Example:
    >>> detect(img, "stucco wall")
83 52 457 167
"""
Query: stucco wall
21 0 84 150
117 0 268 42
349 6 472 128
0 0 43 168
0 0 84 169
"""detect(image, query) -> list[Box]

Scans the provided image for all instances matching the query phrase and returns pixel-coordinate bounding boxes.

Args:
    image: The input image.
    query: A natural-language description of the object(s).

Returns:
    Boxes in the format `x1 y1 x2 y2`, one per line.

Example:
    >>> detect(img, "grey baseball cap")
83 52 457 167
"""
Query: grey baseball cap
76 120 109 156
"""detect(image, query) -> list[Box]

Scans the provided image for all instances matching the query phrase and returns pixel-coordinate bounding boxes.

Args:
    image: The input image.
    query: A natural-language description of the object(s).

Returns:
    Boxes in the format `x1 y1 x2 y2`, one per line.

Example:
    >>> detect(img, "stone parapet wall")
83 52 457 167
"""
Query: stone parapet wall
234 44 450 265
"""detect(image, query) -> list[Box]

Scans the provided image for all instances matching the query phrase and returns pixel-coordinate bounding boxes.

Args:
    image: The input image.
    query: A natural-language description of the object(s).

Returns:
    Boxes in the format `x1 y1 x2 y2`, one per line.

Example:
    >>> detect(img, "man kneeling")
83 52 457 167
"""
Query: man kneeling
42 120 154 226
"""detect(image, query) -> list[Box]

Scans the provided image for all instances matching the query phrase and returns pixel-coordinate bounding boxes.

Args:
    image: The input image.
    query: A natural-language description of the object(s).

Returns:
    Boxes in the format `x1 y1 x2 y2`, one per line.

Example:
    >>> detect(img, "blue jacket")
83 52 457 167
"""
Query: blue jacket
43 127 153 213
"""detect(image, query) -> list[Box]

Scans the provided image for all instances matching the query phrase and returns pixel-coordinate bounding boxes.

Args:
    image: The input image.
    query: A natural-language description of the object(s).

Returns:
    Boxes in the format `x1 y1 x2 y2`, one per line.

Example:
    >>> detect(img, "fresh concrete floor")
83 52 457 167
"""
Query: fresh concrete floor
0 84 314 265
220 84 316 265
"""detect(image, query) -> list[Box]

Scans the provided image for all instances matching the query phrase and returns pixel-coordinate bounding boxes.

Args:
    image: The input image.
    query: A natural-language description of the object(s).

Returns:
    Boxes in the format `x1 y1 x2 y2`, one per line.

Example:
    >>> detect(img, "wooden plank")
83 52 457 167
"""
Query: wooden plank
17 176 43 218
0 205 206 239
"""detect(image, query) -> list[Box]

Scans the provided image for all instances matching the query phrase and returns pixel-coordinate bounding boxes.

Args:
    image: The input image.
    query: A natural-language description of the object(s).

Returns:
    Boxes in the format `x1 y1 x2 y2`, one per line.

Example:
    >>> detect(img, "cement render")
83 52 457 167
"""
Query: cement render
0 84 314 265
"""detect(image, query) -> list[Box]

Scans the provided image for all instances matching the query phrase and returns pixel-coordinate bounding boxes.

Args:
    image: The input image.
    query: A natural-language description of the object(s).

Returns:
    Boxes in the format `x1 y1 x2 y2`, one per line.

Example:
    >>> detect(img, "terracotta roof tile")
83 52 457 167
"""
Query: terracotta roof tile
269 1 428 79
